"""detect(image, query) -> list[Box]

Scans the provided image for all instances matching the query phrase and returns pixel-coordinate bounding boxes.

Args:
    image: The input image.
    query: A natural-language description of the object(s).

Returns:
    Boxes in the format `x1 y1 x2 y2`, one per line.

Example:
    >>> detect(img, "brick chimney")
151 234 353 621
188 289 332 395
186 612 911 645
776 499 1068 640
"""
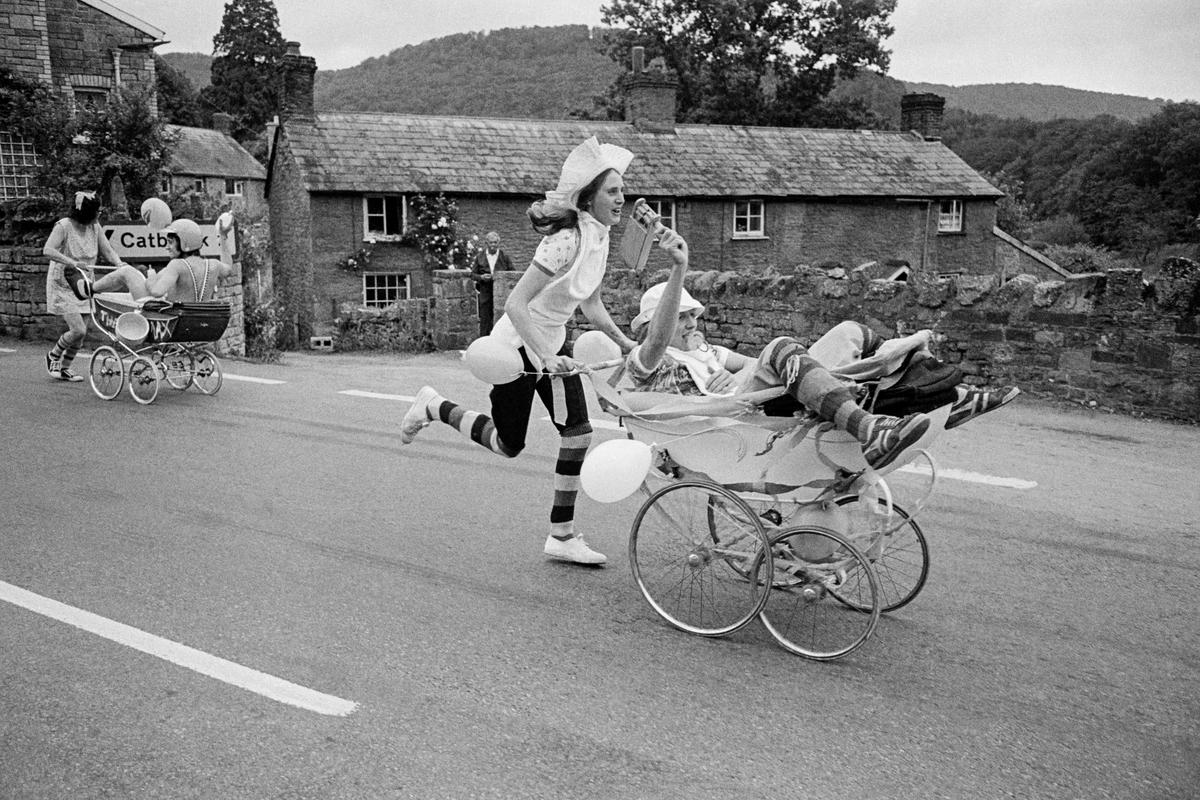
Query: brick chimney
622 46 677 133
211 112 233 135
279 41 317 122
900 93 945 141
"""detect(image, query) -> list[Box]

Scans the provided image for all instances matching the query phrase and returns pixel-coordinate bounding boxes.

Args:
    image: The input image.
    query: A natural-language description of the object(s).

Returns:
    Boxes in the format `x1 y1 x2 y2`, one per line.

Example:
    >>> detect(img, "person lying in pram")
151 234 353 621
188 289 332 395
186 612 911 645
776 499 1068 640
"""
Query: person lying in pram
63 218 234 305
623 225 935 472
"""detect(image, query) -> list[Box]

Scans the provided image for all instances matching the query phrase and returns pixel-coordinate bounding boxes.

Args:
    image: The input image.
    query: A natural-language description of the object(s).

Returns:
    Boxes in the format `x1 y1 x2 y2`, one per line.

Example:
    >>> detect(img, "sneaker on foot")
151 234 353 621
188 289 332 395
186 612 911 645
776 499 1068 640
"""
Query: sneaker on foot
51 365 84 382
46 350 57 377
63 265 92 301
862 413 931 470
544 534 607 565
946 386 1020 430
399 385 440 444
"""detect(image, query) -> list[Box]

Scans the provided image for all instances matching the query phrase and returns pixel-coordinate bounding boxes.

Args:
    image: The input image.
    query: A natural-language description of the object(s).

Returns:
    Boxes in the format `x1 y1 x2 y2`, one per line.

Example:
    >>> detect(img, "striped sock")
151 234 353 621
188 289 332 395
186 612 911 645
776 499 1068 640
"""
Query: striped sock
436 400 519 458
769 339 874 442
60 339 81 369
49 333 71 360
550 428 591 540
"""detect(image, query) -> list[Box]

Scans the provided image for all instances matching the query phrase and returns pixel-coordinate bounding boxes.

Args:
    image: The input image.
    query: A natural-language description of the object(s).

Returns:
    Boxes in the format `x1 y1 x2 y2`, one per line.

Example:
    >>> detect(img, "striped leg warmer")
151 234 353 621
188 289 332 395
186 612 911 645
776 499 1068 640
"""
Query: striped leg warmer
768 338 876 443
549 428 591 541
435 399 520 458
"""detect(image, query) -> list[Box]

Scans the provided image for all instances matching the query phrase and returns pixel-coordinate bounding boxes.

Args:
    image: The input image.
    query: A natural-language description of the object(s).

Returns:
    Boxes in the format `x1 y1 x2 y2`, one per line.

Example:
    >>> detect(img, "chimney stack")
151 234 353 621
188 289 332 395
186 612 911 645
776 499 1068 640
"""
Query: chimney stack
211 112 233 135
900 93 945 141
279 41 317 122
622 46 677 133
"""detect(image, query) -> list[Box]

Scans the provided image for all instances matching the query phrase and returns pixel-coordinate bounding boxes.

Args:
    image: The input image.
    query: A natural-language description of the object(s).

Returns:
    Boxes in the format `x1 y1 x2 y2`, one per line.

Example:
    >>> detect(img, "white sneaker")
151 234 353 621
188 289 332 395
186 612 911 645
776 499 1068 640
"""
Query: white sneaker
544 534 607 565
400 386 440 444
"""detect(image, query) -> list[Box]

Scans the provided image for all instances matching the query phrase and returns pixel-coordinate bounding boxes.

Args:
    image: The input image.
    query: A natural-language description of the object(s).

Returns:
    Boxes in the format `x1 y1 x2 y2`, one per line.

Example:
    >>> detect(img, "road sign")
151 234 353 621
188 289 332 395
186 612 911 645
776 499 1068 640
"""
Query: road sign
102 223 235 260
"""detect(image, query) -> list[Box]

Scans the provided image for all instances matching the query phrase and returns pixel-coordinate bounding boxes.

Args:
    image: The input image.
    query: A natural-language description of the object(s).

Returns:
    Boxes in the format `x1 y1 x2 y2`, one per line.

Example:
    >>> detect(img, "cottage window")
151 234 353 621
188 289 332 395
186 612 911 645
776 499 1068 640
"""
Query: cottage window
224 178 244 196
160 175 171 194
363 272 409 308
938 199 963 232
190 177 205 192
364 195 406 241
73 89 107 115
733 199 765 238
645 199 675 230
0 132 39 200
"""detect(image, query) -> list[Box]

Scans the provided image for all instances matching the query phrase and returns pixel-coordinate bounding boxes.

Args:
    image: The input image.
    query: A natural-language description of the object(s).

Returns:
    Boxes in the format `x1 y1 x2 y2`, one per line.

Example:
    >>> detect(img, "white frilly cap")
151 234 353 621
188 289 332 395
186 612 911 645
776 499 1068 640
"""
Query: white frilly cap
544 136 635 209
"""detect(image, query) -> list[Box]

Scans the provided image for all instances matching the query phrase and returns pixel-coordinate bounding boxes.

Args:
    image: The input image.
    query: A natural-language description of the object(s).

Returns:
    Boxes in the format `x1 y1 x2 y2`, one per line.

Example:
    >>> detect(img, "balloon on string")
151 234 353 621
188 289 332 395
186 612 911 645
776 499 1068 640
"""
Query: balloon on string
580 439 652 503
216 211 235 234
464 335 523 385
139 197 172 231
573 330 621 367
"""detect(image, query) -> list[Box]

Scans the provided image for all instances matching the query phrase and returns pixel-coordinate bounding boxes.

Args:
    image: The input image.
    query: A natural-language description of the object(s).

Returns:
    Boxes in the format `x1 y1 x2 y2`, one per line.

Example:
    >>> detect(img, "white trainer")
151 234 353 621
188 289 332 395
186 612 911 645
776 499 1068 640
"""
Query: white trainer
544 534 607 566
400 385 440 444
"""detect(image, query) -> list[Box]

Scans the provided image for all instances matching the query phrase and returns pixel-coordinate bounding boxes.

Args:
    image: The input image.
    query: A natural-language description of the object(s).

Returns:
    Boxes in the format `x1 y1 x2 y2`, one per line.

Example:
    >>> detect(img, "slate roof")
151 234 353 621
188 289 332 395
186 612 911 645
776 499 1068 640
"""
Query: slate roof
277 113 1002 200
166 125 266 180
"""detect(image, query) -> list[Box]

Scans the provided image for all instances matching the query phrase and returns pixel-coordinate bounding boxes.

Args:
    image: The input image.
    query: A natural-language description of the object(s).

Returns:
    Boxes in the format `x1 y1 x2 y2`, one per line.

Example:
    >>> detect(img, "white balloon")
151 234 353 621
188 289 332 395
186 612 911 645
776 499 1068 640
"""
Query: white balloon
216 211 235 234
581 439 652 503
573 329 622 367
139 197 172 231
464 335 523 385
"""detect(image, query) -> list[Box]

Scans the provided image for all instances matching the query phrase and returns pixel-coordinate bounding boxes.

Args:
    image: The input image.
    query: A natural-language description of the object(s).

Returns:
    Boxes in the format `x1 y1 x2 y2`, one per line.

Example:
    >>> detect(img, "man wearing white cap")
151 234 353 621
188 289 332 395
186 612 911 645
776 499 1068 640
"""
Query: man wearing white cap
400 137 639 565
624 221 941 472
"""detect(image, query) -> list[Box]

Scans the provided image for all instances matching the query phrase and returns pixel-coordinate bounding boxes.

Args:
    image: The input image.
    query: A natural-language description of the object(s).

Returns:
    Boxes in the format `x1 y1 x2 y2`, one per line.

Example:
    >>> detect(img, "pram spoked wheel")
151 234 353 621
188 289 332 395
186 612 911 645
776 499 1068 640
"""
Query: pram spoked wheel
192 349 223 395
156 346 194 391
88 346 124 400
127 356 160 405
629 480 773 637
832 496 930 613
754 526 881 661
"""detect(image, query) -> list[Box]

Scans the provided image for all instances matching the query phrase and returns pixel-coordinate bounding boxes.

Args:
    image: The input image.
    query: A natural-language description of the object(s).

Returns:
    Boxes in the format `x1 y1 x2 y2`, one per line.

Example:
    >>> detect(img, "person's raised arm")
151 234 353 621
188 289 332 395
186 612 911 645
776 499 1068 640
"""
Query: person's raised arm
633 227 690 371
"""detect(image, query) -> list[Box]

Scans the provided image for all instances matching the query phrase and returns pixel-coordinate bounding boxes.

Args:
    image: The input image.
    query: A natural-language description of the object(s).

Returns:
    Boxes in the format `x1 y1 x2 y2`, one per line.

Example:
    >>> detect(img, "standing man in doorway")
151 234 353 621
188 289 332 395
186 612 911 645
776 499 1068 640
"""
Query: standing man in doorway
471 230 513 337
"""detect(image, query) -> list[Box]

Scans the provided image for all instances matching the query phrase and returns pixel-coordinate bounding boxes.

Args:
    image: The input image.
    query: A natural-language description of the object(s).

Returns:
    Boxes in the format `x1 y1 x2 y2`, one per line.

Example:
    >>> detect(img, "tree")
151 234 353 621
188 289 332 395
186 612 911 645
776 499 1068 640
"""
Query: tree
597 0 896 127
155 54 203 126
199 0 286 144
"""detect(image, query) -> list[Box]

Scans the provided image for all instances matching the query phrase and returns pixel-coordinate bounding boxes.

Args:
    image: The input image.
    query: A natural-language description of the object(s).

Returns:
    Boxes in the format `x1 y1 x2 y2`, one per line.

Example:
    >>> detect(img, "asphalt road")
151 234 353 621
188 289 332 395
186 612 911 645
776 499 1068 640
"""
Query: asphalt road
1 338 1197 800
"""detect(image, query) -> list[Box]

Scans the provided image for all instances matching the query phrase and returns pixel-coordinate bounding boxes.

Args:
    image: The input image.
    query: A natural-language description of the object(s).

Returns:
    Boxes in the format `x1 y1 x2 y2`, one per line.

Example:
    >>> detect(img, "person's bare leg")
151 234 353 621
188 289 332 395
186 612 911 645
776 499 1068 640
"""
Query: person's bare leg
89 265 151 298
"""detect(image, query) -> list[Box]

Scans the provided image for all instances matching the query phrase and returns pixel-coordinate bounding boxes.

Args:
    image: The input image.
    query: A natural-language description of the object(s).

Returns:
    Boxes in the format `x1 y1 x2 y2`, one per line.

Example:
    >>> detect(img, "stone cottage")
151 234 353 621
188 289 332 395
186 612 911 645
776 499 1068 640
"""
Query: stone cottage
1 0 164 200
266 42 1058 346
164 114 268 218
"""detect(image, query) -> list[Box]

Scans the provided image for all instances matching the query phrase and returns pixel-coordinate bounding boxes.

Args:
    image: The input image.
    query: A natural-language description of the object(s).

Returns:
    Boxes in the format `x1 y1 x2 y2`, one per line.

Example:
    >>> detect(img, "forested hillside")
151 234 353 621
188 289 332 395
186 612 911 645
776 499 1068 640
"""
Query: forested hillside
314 25 619 118
160 25 1164 122
904 81 1164 122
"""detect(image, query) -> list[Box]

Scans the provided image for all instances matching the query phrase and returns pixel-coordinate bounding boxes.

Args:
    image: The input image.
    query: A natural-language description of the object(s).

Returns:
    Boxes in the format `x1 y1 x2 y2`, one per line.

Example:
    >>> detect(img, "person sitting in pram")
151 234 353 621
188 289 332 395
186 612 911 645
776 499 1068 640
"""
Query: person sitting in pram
624 226 935 472
64 218 234 305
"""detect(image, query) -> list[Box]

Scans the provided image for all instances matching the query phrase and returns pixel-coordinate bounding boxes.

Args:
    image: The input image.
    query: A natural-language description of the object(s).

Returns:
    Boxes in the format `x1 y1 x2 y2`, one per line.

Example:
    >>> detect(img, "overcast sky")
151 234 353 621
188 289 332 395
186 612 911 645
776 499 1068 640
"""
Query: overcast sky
118 0 1198 102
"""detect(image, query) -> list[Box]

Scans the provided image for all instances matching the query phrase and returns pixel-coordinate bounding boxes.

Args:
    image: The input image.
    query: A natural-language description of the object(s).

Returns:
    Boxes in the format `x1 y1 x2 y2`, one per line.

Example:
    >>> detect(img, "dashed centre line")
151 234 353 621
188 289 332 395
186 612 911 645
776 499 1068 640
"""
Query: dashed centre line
0 580 358 717
224 373 286 385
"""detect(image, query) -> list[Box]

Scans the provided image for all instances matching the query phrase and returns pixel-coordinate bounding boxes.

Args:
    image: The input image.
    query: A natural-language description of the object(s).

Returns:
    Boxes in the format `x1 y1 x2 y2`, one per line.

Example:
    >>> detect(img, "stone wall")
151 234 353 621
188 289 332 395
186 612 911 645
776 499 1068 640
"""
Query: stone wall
0 245 246 356
44 0 158 115
554 259 1200 422
1 0 53 83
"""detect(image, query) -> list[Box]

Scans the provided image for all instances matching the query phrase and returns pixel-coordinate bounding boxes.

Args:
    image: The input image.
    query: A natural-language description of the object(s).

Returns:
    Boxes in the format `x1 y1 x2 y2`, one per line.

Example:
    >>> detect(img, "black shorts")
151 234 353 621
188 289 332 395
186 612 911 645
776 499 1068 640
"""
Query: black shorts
489 342 591 453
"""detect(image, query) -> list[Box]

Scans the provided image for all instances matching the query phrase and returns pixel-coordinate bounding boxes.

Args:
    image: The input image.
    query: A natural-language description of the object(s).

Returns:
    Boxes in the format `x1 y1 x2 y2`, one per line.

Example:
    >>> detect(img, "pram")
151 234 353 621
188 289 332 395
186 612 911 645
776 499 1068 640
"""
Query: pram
583 359 946 661
85 290 231 405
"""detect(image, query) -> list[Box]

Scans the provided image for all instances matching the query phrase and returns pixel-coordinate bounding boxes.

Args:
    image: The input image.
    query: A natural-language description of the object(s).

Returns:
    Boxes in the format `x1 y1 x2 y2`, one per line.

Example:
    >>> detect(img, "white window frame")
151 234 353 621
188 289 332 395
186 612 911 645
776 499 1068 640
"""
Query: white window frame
732 199 765 239
224 178 244 197
159 175 171 194
362 272 409 308
190 177 205 192
72 88 107 115
363 195 406 241
645 199 676 230
0 131 39 200
938 199 964 233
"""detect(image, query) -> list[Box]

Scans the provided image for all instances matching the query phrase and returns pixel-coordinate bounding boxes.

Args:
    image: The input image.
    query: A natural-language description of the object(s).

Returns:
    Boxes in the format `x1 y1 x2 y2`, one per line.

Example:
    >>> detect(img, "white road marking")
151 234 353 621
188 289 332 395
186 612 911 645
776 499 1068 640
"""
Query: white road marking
0 347 16 353
897 462 1037 489
340 389 411 401
0 580 358 717
224 374 286 385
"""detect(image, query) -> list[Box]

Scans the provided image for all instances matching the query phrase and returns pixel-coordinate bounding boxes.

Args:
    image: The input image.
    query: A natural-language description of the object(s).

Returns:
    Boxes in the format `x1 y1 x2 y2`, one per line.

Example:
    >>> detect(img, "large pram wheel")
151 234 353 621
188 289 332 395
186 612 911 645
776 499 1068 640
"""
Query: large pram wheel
192 349 223 395
88 346 124 400
629 480 772 637
157 347 194 391
832 496 930 613
755 526 881 660
127 356 160 405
